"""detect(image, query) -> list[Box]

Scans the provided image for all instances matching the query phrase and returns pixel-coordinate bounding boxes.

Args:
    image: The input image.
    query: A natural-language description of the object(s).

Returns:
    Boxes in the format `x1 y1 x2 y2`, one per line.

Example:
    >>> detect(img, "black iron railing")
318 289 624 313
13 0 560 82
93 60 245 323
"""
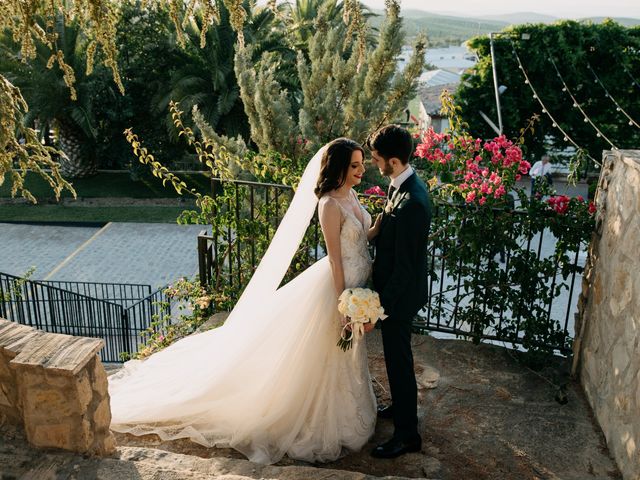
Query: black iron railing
198 178 322 293
413 203 584 353
198 179 588 353
0 273 171 362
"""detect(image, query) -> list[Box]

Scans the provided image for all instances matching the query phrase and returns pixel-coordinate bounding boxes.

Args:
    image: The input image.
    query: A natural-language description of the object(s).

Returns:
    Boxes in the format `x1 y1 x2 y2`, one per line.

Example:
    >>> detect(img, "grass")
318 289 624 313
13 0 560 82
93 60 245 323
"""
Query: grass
1 171 212 200
0 205 190 223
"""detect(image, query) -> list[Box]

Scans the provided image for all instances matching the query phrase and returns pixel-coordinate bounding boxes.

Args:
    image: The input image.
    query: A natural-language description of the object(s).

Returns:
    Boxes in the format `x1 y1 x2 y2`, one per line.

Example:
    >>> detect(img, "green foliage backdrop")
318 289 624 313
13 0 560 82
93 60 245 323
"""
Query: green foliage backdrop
455 21 640 169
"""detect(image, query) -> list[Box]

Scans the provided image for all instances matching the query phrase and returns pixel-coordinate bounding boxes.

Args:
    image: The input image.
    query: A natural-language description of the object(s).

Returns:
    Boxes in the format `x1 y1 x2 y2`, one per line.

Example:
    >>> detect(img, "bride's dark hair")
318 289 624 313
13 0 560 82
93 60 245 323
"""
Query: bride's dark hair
314 138 364 199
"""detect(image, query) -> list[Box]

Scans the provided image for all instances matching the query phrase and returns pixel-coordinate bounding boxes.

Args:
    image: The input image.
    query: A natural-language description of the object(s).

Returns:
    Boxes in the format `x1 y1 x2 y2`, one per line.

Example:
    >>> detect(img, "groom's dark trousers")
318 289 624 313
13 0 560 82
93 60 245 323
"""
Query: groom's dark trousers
373 172 431 441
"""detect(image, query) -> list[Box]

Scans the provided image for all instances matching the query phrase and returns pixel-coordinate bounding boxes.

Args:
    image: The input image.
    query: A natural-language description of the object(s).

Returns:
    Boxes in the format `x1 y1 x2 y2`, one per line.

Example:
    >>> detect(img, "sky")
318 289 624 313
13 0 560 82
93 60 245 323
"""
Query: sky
360 0 640 19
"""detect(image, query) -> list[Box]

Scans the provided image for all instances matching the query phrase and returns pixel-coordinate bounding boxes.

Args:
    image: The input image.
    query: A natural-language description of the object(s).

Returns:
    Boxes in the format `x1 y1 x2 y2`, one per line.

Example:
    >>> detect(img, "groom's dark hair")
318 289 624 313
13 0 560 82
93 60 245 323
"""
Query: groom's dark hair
365 125 413 165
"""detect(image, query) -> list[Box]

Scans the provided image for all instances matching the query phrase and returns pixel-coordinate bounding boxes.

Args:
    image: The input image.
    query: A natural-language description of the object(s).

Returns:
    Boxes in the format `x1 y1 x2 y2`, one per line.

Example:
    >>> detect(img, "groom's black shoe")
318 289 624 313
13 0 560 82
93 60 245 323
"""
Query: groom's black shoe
377 404 394 419
371 435 422 459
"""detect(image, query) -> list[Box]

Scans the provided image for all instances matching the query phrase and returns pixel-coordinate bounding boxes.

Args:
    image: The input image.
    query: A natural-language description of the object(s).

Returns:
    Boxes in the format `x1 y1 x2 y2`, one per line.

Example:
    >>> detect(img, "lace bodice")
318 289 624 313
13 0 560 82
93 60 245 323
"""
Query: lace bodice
319 193 372 289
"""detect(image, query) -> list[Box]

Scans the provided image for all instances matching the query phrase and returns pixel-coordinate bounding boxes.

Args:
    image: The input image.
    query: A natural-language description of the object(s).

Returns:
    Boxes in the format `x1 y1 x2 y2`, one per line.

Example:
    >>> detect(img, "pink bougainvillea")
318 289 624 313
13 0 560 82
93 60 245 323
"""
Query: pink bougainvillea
414 128 530 206
546 194 597 217
364 186 386 197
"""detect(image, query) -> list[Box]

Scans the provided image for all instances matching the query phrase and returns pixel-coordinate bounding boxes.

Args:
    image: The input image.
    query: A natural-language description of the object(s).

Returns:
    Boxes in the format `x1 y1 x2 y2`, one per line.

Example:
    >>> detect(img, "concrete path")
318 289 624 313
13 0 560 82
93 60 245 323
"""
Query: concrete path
0 222 207 288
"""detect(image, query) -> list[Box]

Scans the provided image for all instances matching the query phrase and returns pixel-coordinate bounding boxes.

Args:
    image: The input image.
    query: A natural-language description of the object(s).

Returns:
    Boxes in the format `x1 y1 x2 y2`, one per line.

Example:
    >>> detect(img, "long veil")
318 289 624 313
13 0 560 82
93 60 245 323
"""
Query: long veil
224 144 325 326
107 145 377 465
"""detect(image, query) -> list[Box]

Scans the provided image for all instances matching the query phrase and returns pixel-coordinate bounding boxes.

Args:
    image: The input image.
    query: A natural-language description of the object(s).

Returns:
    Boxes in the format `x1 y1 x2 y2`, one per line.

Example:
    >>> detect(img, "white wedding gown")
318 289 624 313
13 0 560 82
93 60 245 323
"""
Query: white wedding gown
109 147 377 464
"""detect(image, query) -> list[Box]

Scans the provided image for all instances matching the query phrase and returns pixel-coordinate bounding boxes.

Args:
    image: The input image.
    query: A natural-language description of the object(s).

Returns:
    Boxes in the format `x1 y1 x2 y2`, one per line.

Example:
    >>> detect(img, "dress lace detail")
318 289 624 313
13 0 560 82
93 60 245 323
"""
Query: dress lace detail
109 190 376 465
319 193 372 289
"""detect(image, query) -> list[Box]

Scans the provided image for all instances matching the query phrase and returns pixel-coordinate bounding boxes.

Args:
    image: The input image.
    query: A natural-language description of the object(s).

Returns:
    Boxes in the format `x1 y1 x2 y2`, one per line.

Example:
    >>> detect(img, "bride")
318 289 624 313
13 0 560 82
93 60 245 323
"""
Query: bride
109 138 383 464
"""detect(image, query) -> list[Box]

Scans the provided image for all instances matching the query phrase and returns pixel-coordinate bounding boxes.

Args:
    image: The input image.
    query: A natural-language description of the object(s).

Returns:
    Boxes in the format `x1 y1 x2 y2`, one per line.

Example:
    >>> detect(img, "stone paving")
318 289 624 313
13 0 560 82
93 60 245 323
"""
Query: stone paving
0 223 101 279
0 222 208 288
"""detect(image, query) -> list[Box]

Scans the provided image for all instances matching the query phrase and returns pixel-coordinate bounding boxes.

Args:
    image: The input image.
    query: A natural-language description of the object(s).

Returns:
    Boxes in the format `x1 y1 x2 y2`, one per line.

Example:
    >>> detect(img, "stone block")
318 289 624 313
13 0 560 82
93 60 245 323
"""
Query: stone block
0 404 21 425
93 397 112 431
76 369 93 413
95 432 116 456
593 272 603 306
22 386 74 419
91 358 108 394
609 267 632 317
0 319 114 456
78 418 93 450
0 383 15 409
29 422 72 449
0 354 12 379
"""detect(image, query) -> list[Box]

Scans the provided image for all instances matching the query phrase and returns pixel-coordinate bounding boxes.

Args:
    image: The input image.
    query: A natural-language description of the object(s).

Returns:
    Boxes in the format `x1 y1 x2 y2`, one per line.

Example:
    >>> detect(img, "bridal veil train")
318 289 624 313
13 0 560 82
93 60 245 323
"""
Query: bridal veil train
108 145 377 464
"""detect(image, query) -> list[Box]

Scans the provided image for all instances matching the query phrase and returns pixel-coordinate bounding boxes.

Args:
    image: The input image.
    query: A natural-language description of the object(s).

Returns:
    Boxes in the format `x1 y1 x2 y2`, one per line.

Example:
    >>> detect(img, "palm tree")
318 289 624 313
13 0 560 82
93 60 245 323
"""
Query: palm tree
0 14 115 178
283 0 377 54
155 0 294 142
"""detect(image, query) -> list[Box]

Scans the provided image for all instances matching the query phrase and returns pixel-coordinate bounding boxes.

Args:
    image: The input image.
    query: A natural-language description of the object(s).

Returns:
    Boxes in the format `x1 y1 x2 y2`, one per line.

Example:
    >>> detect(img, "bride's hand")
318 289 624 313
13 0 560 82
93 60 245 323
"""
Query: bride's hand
368 214 383 240
363 322 375 333
340 315 352 331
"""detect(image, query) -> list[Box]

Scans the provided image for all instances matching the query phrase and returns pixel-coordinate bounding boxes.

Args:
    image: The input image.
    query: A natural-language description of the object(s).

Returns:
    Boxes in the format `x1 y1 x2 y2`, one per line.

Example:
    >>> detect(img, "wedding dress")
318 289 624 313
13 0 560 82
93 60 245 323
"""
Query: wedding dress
108 146 377 464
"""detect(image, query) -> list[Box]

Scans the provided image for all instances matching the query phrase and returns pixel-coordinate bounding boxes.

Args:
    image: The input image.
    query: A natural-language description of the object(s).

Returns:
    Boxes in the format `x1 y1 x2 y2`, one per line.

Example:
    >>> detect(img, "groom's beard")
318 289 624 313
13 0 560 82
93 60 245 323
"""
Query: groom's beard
380 160 393 177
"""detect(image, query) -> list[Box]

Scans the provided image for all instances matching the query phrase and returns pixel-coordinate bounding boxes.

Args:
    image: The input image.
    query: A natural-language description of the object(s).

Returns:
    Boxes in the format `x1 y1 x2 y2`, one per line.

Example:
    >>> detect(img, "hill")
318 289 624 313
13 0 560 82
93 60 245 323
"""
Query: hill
581 16 640 27
368 9 640 45
368 10 508 46
474 12 558 24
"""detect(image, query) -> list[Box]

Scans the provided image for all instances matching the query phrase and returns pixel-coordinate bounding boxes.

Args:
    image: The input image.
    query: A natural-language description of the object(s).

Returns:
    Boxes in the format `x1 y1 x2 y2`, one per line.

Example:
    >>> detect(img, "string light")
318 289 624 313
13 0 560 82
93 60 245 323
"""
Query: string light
548 56 618 150
622 64 640 91
509 41 601 166
587 63 640 130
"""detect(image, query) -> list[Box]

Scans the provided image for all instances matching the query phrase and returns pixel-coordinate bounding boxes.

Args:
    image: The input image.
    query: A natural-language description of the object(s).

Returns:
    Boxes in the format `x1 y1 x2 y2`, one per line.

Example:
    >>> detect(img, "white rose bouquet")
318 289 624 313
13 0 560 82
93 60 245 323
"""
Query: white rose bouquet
337 287 386 351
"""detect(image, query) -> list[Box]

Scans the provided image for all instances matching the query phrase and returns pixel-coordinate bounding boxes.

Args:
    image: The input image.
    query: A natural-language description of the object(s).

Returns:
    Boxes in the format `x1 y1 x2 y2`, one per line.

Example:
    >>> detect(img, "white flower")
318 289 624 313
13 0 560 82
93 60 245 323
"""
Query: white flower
336 287 387 351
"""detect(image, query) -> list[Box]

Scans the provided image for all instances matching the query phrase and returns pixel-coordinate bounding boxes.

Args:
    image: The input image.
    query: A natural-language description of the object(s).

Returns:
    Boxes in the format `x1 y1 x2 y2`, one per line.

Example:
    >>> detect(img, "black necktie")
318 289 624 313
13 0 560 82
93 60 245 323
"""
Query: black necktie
387 185 396 199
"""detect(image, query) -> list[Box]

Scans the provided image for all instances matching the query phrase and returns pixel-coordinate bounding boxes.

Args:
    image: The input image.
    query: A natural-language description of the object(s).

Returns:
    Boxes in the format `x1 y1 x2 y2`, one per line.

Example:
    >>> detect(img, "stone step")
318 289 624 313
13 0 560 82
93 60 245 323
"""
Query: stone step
11 332 103 376
0 432 436 480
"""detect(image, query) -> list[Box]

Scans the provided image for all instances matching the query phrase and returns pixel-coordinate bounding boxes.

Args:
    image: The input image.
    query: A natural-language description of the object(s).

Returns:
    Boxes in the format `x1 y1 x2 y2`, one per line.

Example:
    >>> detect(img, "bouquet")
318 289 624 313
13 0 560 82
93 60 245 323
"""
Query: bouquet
337 288 386 351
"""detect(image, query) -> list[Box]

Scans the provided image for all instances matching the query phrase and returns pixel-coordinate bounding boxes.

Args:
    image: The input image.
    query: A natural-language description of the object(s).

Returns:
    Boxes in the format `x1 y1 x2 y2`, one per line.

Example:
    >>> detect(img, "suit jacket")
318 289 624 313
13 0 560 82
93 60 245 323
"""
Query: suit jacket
373 172 432 319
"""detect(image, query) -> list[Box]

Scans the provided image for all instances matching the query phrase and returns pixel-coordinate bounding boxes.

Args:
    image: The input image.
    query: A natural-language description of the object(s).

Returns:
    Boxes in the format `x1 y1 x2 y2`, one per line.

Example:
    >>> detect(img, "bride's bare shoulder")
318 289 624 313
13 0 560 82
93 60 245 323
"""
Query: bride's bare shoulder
319 193 334 202
318 194 343 219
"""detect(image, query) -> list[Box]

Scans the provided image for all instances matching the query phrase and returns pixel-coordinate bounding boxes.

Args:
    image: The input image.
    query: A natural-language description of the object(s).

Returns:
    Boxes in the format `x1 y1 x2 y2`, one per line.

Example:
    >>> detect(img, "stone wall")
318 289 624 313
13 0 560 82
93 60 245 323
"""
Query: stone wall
0 319 115 455
573 150 640 480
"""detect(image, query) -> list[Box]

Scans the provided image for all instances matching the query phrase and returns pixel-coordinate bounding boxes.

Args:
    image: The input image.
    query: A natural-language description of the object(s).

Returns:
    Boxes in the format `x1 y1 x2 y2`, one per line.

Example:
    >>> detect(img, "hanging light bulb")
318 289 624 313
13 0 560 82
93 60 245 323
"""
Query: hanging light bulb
629 121 634 126
616 107 621 112
596 133 601 137
563 136 568 141
542 109 547 113
573 103 578 107
525 79 529 84
583 118 588 123
552 123 557 128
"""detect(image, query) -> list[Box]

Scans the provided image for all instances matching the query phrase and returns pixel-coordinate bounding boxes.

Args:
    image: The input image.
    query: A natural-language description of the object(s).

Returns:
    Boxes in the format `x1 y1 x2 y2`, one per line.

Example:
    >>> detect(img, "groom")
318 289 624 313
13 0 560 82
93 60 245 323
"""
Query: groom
366 124 432 459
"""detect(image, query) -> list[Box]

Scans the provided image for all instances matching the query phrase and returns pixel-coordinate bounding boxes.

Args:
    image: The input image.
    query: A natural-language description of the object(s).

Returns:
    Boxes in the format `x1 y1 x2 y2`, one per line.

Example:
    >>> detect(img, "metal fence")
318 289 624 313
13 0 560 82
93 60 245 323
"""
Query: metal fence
413 203 584 353
0 273 171 362
197 178 322 292
198 179 588 353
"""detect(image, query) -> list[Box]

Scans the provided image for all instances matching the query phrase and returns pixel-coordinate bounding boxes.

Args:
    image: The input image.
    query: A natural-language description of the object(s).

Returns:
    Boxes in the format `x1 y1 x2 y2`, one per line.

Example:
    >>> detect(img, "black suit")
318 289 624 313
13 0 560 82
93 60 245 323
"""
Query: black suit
373 171 432 441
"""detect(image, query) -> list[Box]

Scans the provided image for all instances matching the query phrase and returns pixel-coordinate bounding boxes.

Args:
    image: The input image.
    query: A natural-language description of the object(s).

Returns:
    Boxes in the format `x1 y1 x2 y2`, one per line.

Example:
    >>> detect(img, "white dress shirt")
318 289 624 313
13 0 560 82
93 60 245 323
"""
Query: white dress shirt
390 165 415 192
529 161 552 178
